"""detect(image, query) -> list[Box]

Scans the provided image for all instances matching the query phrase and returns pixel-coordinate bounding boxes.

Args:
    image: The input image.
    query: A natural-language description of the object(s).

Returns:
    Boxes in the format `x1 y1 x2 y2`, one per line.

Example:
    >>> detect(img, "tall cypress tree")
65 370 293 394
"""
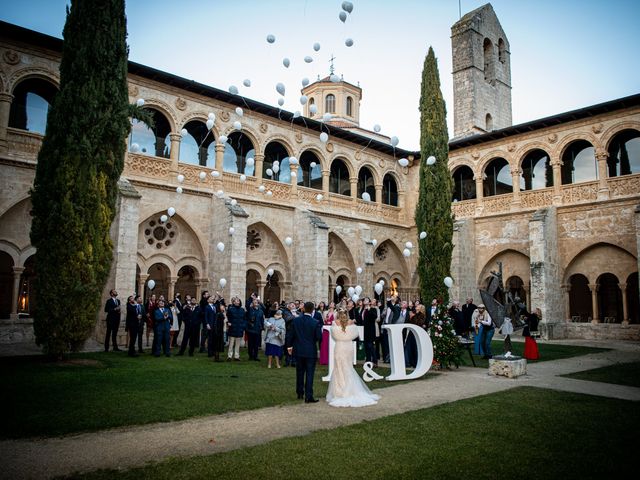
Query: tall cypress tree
415 47 453 305
30 0 130 357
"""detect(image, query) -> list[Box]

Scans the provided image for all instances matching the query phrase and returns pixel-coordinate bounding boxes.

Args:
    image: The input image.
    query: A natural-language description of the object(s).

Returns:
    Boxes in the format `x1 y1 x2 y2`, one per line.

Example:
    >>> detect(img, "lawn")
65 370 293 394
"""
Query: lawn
562 361 640 388
68 387 638 480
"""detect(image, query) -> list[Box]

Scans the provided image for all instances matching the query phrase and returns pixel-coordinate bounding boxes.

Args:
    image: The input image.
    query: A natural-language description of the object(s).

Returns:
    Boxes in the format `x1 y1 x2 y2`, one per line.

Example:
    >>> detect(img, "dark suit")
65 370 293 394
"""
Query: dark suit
125 302 141 356
362 307 378 364
178 305 198 356
104 297 121 351
286 313 322 401
153 307 171 357
461 303 477 333
205 303 218 358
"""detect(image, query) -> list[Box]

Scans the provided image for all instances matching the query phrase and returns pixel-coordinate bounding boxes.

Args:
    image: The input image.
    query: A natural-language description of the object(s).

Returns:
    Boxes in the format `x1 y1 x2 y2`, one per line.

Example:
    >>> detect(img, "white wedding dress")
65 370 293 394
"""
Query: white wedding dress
326 324 380 407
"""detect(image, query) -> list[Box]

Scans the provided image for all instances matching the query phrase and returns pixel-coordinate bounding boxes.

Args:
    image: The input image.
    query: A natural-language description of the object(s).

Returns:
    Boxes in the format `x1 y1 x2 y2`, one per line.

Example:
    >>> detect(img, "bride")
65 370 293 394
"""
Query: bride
326 308 380 407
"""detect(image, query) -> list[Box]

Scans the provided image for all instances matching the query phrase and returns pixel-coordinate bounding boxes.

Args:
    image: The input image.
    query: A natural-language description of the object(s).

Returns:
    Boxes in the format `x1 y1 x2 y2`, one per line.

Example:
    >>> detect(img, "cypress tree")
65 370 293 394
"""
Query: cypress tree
30 0 130 357
415 47 453 305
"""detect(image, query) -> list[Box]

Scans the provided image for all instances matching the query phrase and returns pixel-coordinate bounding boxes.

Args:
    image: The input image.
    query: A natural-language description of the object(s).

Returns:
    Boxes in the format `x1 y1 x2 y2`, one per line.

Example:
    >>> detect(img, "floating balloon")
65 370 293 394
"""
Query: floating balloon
230 199 237 207
293 110 301 118
199 171 207 180
147 279 155 290
374 283 383 295
289 156 298 165
362 192 371 202
176 186 183 194
240 174 247 182
284 236 293 246
267 268 274 276
130 143 140 153
217 242 225 252
235 107 243 116
310 161 317 168
335 285 342 294
330 74 340 83
322 113 332 122
373 124 381 133
216 190 225 198
208 112 216 121
351 294 359 302
136 98 145 107
355 285 363 295
301 77 310 87
233 121 242 130
319 132 329 143
228 85 238 95
345 38 354 47
405 241 413 249
316 194 323 201
356 267 363 274
229 227 235 235
444 277 454 288
160 214 168 223
266 168 273 176
309 104 318 115
246 157 255 167
272 164 280 173
313 42 321 52
258 185 266 192
243 79 251 87
403 248 411 257
291 171 297 177
347 287 355 297
167 207 176 217
266 34 275 44
177 174 185 183
219 278 227 288
276 82 286 96
339 11 347 22
390 136 399 147
211 170 220 178
266 190 273 197
342 1 354 13
371 239 377 247
180 128 188 137
426 155 436 165
206 119 214 130
278 97 285 107
398 158 409 167
419 231 427 239
219 135 228 143
304 56 313 64
282 57 290 68
300 95 308 105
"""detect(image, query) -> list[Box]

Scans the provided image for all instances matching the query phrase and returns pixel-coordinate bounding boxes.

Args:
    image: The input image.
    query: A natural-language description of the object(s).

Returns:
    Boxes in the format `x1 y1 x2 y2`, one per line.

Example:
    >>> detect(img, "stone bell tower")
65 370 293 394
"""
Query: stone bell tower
451 3 512 139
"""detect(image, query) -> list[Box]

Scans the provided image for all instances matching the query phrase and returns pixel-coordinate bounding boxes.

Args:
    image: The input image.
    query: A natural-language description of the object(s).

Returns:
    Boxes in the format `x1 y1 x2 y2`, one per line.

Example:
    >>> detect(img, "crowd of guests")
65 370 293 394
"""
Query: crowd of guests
104 291 541 363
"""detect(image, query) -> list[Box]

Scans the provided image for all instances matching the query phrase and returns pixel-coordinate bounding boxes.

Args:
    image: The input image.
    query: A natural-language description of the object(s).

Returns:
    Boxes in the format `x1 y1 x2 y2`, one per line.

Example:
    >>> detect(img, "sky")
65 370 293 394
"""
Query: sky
2 0 639 150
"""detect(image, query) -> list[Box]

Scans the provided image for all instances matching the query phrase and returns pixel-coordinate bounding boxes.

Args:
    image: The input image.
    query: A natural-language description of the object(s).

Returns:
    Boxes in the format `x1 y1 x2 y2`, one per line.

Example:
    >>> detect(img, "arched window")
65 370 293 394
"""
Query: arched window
498 38 506 63
520 149 553 190
569 274 591 322
598 273 622 323
263 141 291 182
561 140 597 184
179 120 215 167
483 38 495 83
0 252 14 319
627 272 639 323
357 166 376 201
325 94 336 114
246 270 260 300
382 173 398 206
264 270 281 304
607 129 640 177
330 158 350 196
452 165 476 201
18 255 36 315
223 132 255 175
485 113 493 131
9 78 58 135
299 150 322 189
176 266 198 298
346 96 353 117
483 157 512 196
128 108 171 158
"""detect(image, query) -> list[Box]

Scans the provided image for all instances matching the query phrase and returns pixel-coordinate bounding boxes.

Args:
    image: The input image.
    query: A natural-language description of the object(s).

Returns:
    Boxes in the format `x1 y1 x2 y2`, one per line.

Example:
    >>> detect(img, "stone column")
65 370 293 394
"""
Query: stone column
550 155 563 205
169 133 182 172
0 92 14 151
561 284 571 322
474 174 484 214
510 167 521 210
619 283 628 325
374 184 383 204
10 266 24 317
215 142 225 174
595 149 610 200
525 282 532 312
168 276 178 301
195 280 202 300
254 153 264 180
257 281 267 300
138 274 149 299
350 177 358 202
290 209 329 301
322 170 330 194
290 163 299 195
589 283 600 323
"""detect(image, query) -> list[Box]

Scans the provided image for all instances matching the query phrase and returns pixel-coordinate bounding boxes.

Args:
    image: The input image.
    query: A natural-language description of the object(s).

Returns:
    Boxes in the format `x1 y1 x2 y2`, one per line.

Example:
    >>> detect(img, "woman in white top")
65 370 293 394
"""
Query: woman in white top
169 302 180 348
326 309 380 408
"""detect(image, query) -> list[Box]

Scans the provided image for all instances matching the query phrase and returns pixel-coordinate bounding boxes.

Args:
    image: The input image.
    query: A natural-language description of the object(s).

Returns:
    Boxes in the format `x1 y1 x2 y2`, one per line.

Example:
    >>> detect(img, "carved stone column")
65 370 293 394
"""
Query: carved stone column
589 283 600 323
595 149 610 200
474 174 484 214
10 266 24 317
254 153 264 180
619 282 629 325
561 283 571 322
0 92 14 151
168 276 178 301
550 154 563 205
169 133 182 172
138 274 149 299
374 184 383 204
290 163 299 195
350 177 358 202
510 167 522 210
322 169 330 194
215 142 225 174
257 280 267 300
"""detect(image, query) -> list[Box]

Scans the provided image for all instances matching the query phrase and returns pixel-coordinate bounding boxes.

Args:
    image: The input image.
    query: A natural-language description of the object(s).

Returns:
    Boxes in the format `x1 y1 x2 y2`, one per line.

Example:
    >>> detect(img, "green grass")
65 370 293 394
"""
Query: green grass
562 361 640 388
0 349 430 439
67 387 638 480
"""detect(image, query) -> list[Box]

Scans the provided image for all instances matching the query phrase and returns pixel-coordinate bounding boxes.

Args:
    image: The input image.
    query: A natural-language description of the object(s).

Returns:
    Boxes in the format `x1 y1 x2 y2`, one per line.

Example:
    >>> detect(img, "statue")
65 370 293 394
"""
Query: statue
478 262 526 330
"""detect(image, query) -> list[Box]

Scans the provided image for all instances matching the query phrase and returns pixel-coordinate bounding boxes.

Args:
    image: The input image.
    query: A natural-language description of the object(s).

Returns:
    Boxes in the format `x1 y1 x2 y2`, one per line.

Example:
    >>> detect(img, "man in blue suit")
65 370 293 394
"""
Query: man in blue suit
286 301 323 403
153 299 171 357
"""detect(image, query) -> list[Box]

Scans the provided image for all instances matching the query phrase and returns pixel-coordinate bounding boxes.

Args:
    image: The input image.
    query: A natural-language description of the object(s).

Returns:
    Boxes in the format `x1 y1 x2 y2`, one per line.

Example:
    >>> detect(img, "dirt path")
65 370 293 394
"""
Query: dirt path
2 342 639 479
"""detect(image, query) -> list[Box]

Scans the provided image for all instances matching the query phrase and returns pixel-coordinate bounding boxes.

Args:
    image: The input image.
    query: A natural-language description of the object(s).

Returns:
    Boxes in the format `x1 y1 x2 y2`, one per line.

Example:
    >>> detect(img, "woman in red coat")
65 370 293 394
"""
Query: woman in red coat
523 308 541 360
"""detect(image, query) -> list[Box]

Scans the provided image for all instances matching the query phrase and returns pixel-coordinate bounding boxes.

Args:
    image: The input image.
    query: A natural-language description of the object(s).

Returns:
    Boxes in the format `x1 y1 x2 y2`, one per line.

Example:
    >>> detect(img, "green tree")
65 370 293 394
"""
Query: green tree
415 47 453 306
30 0 131 358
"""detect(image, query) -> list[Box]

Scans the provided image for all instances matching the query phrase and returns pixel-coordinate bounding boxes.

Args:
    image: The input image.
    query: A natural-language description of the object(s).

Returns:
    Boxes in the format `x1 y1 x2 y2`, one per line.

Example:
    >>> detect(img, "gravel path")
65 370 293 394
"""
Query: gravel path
2 341 639 479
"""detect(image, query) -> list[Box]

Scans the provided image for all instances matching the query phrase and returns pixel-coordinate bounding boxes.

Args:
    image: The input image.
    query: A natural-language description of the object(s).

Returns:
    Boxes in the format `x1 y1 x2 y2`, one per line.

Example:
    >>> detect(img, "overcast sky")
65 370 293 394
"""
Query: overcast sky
2 0 639 150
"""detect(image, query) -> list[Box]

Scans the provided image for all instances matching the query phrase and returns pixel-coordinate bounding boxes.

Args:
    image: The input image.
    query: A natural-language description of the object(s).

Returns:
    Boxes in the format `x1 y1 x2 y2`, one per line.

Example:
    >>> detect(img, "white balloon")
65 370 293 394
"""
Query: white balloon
282 57 290 68
301 77 310 87
339 11 347 22
374 283 383 295
371 239 377 247
240 174 247 182
345 38 354 47
398 158 409 167
276 82 286 96
206 119 214 130
216 189 225 198
426 155 437 166
351 294 359 302
444 277 454 288
322 112 332 122
258 185 266 192
219 135 228 144
319 132 329 143
176 186 183 194
330 74 340 83
419 231 427 239
291 171 297 177
180 128 188 137
390 136 399 147
304 56 313 63
266 168 273 176
199 171 207 180
299 95 308 105
278 97 285 107
405 241 413 249
167 207 176 217
230 199 237 207
342 1 354 13
267 268 275 276
315 194 323 201
243 79 251 87
235 107 243 117
313 42 321 52
335 285 342 294
217 242 225 252
293 110 301 118
233 121 242 130
403 248 411 257
373 124 381 133
347 287 355 297
362 192 371 202
273 160 280 166
272 164 280 173
355 285 363 295
208 112 216 121
246 157 255 167
266 34 275 44
219 278 227 288
289 156 298 165
147 279 155 290
229 227 235 235
284 236 293 246
130 143 140 153
356 267 363 274
211 170 220 178
136 98 145 107
266 190 273 197
228 85 238 95
177 174 185 183
160 214 168 223
309 104 318 115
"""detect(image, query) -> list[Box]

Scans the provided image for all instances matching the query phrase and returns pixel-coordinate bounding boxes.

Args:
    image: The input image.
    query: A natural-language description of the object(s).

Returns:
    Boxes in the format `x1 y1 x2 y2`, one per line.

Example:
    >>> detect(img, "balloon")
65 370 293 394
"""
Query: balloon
335 285 342 294
266 168 273 176
302 77 310 87
229 227 235 235
374 283 383 295
289 156 298 165
219 278 227 288
160 214 168 223
426 155 436 165
233 121 242 130
147 279 155 290
309 104 318 115
403 248 411 257
330 74 340 83
293 110 301 118
216 190 224 198
235 107 243 116
373 124 381 133
276 82 286 96
347 287 355 297
272 164 280 173
266 190 273 197
167 207 176 217
355 285 363 295
273 160 280 166
300 95 308 105
405 241 413 249
130 143 140 153
390 136 399 147
444 277 454 288
284 236 293 246
240 174 247 182
356 267 363 274
177 174 185 183
371 239 377 247
199 171 207 180
398 158 409 167
246 157 255 167
362 192 371 202
322 113 332 122
219 135 228 143
176 186 183 194
304 56 313 63
267 268 275 276
136 98 145 107
316 194 323 201
342 1 354 13
282 57 290 68
319 132 329 143
278 97 285 107
211 170 220 178
345 38 354 47
313 42 320 52
228 85 238 95
420 231 427 239
208 112 216 121
180 128 188 137
291 171 297 177
230 199 237 207
206 119 214 130
339 11 347 22
351 294 359 302
243 79 251 87
258 185 266 192
217 242 225 252
266 34 275 44
310 161 317 168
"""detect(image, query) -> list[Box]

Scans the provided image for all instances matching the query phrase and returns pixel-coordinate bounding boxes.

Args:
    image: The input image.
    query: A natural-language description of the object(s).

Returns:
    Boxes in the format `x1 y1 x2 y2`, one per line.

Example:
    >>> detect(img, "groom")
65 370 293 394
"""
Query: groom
286 301 323 403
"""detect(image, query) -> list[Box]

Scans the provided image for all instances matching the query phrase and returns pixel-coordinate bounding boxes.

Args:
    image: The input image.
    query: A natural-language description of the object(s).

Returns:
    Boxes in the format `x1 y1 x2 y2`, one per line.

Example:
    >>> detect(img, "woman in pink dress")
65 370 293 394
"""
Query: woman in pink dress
319 302 335 365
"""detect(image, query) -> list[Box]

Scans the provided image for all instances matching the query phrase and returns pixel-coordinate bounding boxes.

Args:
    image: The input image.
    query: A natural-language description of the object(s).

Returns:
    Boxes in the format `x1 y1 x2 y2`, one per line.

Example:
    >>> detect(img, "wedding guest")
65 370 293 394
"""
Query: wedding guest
319 303 335 365
145 294 157 348
264 310 286 368
153 299 171 357
171 293 183 347
449 301 465 336
177 295 196 356
475 304 494 359
169 301 180 349
283 302 298 367
104 289 122 352
198 291 210 353
214 302 226 359
405 304 426 368
371 298 382 361
523 308 541 360
425 298 438 328
398 301 409 324
382 295 400 363
135 295 146 353
362 297 378 366
125 295 139 357
461 297 477 336
226 297 246 361
472 304 486 356
204 296 219 360
246 299 265 361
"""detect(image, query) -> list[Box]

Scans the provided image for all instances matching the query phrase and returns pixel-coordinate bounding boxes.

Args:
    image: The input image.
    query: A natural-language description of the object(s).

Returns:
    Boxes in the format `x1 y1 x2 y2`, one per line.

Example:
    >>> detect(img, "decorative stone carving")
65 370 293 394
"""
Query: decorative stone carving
144 217 178 249
175 97 187 111
355 151 362 161
507 144 516 152
259 123 268 134
127 84 139 97
378 158 385 168
326 142 334 153
295 132 303 144
592 123 603 134
220 111 230 122
3 50 20 65
246 229 262 250
547 133 558 143
471 149 480 159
